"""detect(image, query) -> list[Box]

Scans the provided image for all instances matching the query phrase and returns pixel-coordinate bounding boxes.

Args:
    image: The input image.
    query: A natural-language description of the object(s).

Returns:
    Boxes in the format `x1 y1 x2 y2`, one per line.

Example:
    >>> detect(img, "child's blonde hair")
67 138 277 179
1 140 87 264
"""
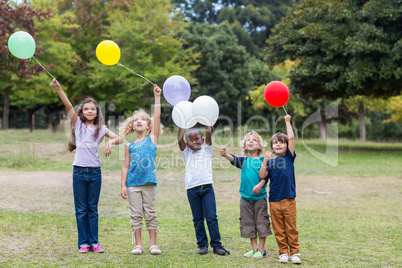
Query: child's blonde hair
240 131 266 156
119 109 163 137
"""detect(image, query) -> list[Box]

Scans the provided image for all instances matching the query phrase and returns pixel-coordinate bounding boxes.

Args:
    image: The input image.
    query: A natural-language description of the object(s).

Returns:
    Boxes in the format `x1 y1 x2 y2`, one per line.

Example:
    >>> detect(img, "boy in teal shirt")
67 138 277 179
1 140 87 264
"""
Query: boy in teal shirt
220 131 272 258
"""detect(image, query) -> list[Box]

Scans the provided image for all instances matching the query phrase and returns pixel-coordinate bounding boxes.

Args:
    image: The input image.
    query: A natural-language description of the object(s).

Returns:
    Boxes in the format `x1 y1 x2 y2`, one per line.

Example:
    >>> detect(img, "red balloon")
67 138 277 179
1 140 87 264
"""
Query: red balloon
264 81 290 107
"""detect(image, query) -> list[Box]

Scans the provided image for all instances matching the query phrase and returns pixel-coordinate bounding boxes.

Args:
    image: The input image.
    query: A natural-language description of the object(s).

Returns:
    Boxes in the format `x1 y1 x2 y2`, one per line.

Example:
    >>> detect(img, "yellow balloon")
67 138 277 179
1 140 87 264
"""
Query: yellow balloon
96 40 121 65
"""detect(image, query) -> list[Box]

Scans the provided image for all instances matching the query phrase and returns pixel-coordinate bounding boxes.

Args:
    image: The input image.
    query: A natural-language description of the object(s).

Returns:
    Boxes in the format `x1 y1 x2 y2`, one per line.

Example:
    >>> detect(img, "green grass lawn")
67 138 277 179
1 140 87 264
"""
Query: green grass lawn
0 129 401 267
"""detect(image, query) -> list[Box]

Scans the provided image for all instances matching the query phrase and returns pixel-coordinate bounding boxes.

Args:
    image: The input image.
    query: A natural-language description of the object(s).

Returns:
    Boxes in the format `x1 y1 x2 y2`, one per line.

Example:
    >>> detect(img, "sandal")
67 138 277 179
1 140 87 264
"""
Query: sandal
131 245 143 255
150 245 161 255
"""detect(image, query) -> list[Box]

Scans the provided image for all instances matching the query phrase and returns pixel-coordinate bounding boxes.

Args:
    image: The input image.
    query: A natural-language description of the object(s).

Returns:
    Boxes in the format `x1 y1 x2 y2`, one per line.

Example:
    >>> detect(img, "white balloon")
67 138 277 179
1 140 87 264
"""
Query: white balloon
172 101 198 129
192 95 219 126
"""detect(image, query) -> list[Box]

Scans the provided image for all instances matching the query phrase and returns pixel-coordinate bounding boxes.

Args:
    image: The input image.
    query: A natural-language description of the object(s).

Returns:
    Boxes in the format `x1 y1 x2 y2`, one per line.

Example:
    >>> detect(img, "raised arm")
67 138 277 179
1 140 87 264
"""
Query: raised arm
284 115 295 156
219 148 234 162
121 145 130 199
150 84 161 145
50 78 77 125
177 127 186 151
102 130 124 157
205 126 212 146
259 150 273 179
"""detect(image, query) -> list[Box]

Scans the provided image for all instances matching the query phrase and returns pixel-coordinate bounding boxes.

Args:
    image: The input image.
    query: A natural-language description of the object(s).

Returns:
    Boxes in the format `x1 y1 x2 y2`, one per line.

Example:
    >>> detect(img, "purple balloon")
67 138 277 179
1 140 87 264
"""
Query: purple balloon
163 75 191 106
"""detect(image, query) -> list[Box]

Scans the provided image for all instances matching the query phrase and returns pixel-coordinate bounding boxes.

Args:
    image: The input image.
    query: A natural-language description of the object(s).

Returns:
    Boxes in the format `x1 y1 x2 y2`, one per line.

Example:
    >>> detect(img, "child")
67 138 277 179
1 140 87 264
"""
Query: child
120 84 163 255
220 131 272 259
50 78 123 253
259 115 301 264
178 126 228 256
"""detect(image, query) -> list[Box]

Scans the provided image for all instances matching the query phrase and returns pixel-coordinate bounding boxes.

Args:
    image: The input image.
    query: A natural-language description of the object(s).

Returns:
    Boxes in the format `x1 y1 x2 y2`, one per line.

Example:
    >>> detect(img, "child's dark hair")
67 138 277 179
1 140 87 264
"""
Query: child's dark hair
269 132 289 150
67 97 104 152
185 128 202 141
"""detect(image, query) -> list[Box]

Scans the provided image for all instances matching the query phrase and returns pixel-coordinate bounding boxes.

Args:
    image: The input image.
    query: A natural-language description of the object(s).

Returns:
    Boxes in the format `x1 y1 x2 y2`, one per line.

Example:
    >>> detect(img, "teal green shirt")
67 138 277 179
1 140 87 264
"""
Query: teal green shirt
231 155 267 201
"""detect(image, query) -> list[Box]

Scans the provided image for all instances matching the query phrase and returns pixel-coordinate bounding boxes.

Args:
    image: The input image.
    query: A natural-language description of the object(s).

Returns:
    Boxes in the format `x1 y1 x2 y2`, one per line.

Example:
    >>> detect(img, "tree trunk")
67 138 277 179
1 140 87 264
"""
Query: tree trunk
27 107 41 133
318 114 327 140
2 87 10 129
358 101 366 142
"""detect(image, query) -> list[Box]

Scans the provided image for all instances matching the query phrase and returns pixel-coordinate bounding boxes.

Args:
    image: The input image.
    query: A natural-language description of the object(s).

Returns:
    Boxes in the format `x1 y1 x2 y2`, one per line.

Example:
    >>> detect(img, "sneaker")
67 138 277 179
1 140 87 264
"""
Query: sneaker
213 246 227 256
243 249 255 257
252 250 266 259
90 245 104 253
198 246 208 255
150 245 161 255
79 246 89 253
290 253 301 264
279 253 289 263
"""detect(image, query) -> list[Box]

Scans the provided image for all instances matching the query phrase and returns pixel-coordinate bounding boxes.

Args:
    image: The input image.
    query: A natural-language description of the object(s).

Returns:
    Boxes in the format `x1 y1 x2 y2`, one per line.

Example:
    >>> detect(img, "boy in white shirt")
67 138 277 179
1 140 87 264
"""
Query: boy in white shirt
178 126 228 256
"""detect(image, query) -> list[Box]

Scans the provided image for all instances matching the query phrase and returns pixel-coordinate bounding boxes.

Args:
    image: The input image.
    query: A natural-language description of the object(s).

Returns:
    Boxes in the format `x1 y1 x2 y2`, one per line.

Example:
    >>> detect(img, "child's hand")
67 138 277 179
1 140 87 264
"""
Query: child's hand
265 150 273 159
284 114 291 123
220 148 227 157
50 78 61 90
154 84 162 97
121 186 128 199
103 141 112 157
252 184 262 194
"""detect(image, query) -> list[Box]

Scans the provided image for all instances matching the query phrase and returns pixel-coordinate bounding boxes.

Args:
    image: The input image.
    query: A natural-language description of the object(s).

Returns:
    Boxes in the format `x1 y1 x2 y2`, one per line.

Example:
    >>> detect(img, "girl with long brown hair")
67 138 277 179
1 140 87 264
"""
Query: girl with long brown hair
50 78 123 253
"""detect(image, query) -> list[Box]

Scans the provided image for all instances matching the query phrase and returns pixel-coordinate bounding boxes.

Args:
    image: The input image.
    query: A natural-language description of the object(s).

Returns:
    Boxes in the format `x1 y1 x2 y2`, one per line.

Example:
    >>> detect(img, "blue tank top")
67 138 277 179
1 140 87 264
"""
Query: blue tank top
126 136 157 187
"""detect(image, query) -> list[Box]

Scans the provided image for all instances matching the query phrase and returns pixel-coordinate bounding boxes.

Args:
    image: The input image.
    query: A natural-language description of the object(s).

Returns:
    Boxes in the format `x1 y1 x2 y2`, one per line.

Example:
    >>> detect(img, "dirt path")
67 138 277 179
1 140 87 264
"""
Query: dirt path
0 170 187 215
2 170 401 215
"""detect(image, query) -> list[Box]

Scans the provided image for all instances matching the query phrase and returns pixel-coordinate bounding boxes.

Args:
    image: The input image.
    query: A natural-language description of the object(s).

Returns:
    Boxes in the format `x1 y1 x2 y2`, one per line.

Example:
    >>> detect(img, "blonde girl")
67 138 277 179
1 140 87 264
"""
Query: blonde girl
120 84 163 255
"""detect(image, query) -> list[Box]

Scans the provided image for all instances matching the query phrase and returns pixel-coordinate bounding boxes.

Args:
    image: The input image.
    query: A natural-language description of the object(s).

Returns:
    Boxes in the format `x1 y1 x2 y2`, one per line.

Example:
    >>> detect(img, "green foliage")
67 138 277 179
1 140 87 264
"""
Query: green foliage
183 22 256 122
264 0 402 99
2 0 198 127
383 96 402 123
88 0 198 115
173 0 295 56
249 59 308 117
0 0 53 128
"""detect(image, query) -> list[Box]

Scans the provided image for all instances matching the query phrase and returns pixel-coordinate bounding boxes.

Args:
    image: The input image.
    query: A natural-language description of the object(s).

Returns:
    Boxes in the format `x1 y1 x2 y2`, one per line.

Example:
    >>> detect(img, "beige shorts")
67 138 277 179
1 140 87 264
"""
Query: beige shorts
127 184 158 230
239 197 272 238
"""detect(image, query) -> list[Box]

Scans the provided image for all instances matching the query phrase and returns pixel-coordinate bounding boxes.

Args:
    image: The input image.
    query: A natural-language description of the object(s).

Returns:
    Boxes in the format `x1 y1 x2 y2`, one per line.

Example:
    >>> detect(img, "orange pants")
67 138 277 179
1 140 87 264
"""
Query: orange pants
269 198 300 256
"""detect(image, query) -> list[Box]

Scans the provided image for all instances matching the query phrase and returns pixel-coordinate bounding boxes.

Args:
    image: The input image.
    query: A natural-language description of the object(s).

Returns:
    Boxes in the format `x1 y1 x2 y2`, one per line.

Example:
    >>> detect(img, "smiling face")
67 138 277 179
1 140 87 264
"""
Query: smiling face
82 102 97 122
186 130 204 152
270 133 289 157
132 112 150 134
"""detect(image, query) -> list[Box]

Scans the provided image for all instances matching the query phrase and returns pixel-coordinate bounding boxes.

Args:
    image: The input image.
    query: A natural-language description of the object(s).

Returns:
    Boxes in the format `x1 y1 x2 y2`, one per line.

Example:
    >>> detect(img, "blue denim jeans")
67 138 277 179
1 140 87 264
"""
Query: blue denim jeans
187 184 222 248
73 166 102 248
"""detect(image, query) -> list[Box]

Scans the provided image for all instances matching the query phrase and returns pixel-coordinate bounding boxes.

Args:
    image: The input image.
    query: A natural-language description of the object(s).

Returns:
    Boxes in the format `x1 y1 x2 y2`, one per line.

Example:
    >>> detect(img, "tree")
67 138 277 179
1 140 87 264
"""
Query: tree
0 0 51 129
32 0 197 123
86 0 198 116
182 22 277 125
8 0 79 132
173 0 295 56
264 0 402 140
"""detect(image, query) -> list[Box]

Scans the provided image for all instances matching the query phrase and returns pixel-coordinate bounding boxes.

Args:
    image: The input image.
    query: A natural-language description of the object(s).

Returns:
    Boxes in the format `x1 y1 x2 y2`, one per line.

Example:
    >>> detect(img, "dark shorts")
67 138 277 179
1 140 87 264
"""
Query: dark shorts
239 197 272 238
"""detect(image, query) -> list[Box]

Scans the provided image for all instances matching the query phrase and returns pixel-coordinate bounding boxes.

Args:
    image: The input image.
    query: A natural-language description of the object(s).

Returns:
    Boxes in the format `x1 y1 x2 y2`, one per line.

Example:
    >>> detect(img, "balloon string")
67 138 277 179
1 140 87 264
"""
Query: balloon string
32 56 55 79
282 106 289 115
117 62 155 85
211 126 223 147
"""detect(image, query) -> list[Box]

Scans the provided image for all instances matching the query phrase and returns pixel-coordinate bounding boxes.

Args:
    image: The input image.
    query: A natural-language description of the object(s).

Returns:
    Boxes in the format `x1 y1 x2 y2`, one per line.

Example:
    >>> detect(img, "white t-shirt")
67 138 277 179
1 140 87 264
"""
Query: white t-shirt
72 116 109 167
181 144 213 190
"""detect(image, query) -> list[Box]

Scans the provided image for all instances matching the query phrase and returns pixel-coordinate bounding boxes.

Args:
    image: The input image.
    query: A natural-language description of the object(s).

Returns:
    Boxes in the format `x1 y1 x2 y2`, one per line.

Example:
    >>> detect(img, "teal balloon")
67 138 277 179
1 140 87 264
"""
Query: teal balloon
8 31 36 59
